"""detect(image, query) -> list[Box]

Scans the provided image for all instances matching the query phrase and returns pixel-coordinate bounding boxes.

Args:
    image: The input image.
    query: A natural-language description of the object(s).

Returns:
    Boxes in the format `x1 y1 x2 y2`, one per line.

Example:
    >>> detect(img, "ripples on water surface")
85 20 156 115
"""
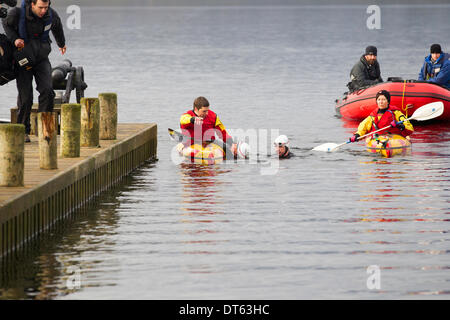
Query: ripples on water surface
0 4 449 299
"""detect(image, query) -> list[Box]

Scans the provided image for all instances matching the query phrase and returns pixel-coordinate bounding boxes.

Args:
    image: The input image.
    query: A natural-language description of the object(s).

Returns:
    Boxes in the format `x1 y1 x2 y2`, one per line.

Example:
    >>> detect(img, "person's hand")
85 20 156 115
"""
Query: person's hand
14 39 24 49
193 117 203 125
230 143 237 155
390 120 405 130
176 143 184 154
59 46 67 55
349 134 360 143
390 120 404 128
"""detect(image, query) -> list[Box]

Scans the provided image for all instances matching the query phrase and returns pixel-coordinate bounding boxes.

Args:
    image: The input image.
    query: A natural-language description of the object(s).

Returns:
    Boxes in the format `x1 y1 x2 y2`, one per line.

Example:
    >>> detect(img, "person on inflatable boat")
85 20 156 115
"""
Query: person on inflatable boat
347 45 383 92
418 44 450 89
274 135 293 159
348 90 413 143
180 96 238 157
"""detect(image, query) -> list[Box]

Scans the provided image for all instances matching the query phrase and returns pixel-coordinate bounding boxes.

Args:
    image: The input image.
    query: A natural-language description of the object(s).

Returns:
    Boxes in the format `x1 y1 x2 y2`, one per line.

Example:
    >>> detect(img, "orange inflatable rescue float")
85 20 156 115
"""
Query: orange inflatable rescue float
365 134 412 158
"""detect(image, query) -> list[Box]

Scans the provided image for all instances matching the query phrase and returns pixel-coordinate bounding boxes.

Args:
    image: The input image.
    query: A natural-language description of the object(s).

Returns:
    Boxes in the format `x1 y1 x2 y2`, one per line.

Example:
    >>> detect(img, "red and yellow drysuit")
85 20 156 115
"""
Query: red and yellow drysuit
180 109 233 147
355 106 414 138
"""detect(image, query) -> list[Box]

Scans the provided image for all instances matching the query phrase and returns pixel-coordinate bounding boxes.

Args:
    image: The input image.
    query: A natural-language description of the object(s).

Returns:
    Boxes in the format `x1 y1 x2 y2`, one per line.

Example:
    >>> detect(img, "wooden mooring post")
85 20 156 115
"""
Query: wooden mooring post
0 124 25 187
99 93 118 140
61 103 81 158
80 98 100 147
38 112 58 170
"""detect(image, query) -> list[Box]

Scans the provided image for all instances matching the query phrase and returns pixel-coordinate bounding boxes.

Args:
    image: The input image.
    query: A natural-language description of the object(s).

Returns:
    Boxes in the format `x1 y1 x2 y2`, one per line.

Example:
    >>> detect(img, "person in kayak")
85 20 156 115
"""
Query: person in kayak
348 90 413 143
180 96 237 157
418 44 450 89
347 45 383 92
274 135 293 159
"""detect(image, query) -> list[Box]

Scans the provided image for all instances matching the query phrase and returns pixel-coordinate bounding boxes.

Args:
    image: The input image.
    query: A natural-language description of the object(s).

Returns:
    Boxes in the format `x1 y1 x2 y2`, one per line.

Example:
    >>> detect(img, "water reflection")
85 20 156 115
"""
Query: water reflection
340 119 359 130
358 159 412 203
411 122 450 144
0 166 153 300
177 164 232 269
179 163 231 217
348 158 449 231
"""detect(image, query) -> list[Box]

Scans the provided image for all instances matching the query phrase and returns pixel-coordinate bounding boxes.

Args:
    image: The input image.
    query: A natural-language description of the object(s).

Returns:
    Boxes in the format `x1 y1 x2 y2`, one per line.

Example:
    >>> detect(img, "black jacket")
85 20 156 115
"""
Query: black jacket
348 55 383 91
2 4 65 63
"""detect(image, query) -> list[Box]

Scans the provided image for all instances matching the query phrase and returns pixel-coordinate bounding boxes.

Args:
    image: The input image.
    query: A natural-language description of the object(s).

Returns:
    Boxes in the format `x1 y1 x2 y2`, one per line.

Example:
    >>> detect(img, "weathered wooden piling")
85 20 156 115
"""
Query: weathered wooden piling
0 124 25 187
61 103 81 158
99 93 118 140
38 112 58 170
80 98 100 147
30 111 38 136
10 104 62 135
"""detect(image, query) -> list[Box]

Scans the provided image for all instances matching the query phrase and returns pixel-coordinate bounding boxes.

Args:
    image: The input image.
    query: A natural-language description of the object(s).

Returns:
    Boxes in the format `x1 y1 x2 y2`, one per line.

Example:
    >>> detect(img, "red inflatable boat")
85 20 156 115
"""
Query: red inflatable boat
335 79 450 121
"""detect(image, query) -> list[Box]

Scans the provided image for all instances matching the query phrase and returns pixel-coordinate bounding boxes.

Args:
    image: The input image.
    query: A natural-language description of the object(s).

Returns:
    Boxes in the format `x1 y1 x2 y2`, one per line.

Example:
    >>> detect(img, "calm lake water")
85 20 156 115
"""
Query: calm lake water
1 4 450 299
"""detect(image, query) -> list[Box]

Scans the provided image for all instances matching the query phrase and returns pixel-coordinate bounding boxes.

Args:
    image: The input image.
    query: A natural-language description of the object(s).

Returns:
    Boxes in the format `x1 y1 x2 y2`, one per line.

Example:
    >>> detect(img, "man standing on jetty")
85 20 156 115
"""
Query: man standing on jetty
2 0 66 142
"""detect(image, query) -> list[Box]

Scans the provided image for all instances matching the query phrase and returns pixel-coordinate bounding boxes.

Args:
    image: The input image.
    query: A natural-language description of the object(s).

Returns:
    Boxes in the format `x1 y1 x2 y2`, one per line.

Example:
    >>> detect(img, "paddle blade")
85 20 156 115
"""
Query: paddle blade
168 128 184 142
408 101 444 121
312 143 340 152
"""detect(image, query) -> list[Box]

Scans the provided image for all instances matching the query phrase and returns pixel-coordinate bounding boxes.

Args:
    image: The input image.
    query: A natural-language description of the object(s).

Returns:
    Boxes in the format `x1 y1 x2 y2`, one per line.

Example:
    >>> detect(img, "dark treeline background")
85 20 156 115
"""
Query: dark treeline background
42 0 450 7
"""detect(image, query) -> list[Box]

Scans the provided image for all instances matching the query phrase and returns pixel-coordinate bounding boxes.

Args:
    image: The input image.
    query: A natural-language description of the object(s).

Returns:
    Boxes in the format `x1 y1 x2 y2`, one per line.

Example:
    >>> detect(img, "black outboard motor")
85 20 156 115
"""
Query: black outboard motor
51 59 88 103
52 59 72 82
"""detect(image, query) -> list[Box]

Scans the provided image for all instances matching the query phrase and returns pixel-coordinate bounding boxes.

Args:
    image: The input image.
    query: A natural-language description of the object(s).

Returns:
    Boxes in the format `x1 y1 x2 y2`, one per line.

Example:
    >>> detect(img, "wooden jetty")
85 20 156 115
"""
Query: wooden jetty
0 123 157 259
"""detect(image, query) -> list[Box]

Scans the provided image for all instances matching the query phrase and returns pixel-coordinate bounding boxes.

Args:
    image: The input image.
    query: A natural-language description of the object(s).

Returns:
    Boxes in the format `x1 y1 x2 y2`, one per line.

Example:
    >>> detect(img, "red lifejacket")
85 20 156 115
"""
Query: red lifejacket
370 106 409 137
180 109 232 146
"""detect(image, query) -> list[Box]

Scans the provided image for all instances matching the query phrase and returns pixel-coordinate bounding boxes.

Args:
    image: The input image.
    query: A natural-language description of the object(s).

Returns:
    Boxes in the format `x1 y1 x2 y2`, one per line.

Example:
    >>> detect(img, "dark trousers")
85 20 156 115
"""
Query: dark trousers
16 58 55 134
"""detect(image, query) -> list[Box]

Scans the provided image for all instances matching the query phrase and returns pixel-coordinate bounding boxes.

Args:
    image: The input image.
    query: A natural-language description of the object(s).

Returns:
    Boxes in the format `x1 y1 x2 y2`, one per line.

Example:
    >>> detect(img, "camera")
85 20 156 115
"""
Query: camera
1 2 7 19
0 7 7 19
0 0 17 18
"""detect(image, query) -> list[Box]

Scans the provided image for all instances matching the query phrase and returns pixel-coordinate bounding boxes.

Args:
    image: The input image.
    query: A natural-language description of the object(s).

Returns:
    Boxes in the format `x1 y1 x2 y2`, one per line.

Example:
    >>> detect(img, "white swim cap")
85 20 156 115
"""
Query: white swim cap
274 135 289 146
237 142 250 159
